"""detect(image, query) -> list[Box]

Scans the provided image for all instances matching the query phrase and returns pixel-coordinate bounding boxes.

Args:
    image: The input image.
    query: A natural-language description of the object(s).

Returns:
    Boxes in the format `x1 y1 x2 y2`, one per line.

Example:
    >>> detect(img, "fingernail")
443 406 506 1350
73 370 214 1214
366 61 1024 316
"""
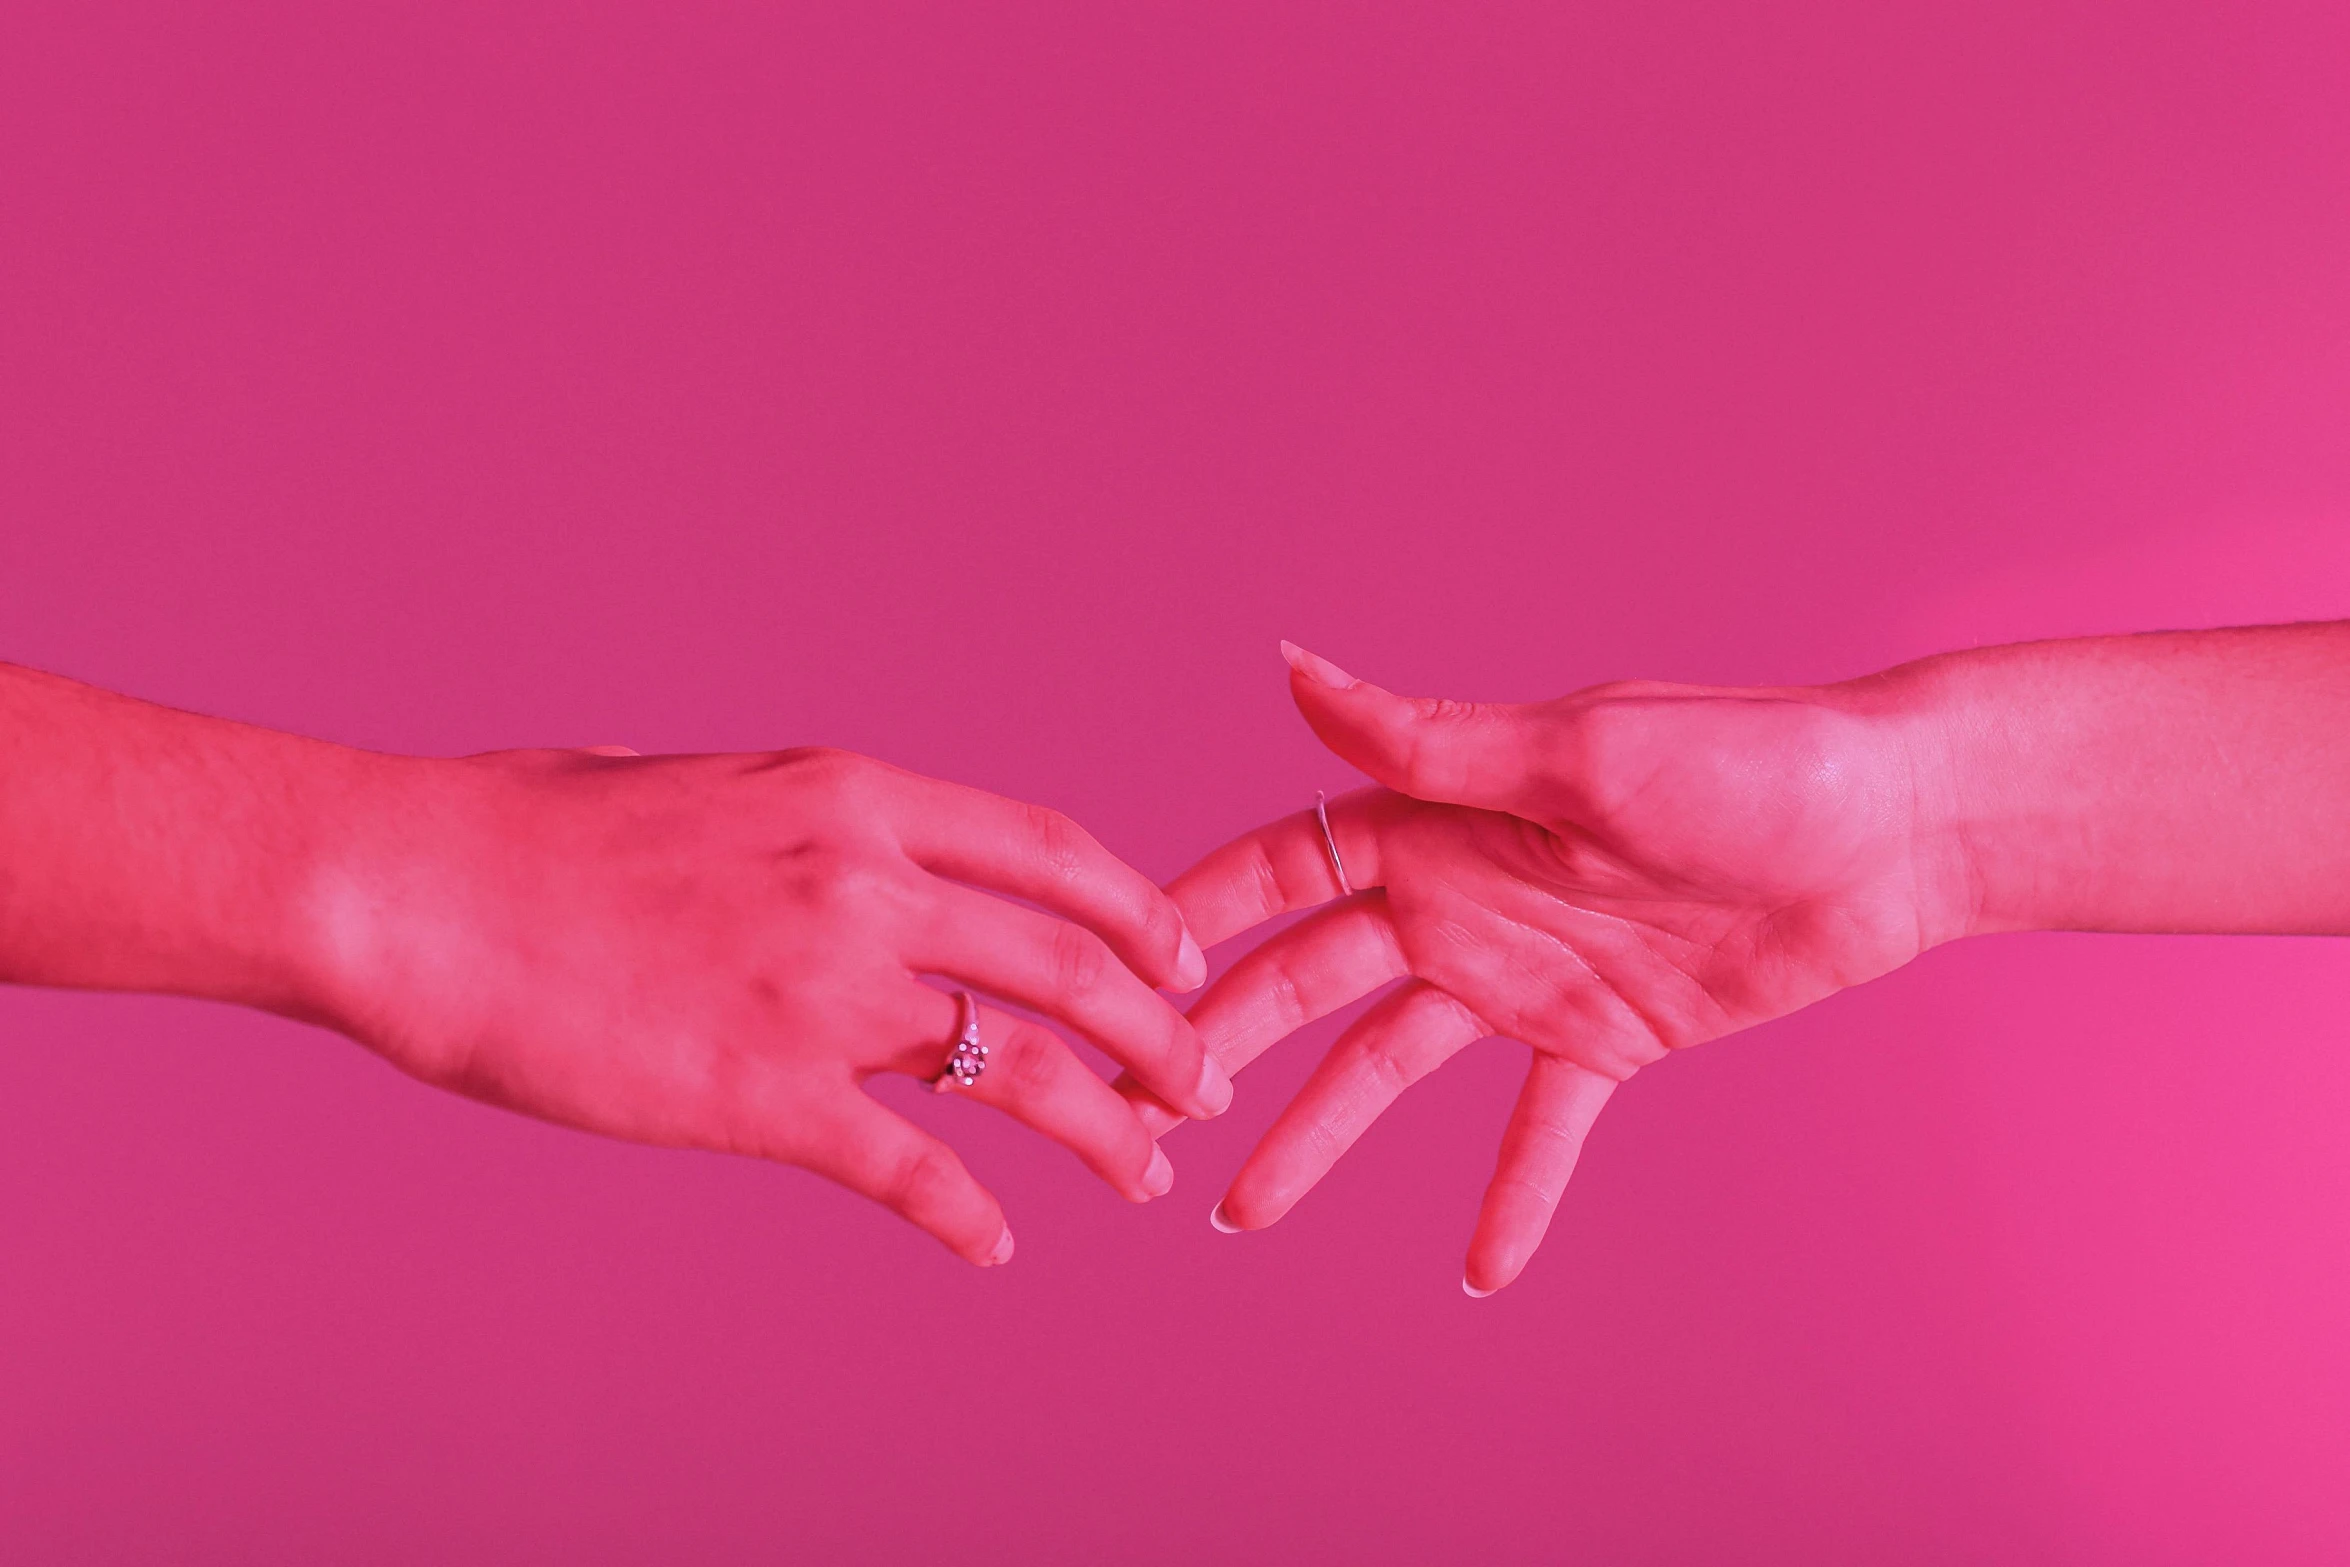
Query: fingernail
1195 1052 1234 1118
1142 1144 1174 1199
1279 640 1356 690
1209 1201 1241 1234
1462 1277 1497 1299
1174 928 1207 991
987 1227 1015 1266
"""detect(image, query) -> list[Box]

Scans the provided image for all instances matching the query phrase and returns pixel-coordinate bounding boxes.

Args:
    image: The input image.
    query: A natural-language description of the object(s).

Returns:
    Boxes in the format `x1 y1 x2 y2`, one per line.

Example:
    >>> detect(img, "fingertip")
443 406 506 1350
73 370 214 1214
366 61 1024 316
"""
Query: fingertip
1174 927 1208 992
1194 1051 1235 1118
1141 1143 1174 1199
1464 1239 1528 1297
1284 662 1423 796
1280 640 1357 691
1140 1101 1187 1139
1209 1200 1242 1234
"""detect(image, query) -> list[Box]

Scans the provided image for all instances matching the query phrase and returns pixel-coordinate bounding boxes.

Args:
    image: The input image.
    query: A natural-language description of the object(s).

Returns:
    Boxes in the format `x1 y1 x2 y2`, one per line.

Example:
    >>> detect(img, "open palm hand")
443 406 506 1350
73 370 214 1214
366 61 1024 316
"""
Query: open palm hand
1134 646 1967 1293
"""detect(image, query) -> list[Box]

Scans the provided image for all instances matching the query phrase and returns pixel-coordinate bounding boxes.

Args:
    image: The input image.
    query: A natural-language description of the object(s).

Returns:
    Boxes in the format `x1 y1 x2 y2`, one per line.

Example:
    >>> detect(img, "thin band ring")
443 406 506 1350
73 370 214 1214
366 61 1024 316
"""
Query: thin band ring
931 989 988 1092
1315 790 1352 897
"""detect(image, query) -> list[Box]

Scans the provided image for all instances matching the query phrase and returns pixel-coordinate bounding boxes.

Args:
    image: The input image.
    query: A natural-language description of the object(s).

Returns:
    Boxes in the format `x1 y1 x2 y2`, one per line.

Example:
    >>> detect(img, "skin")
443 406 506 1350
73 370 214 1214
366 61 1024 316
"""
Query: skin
1144 623 2350 1296
0 663 1228 1265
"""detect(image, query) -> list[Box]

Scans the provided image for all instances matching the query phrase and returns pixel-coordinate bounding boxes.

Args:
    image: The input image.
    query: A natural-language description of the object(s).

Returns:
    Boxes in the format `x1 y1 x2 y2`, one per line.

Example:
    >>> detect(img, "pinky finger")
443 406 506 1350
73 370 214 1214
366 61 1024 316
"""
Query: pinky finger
1463 1055 1617 1297
805 1091 1015 1267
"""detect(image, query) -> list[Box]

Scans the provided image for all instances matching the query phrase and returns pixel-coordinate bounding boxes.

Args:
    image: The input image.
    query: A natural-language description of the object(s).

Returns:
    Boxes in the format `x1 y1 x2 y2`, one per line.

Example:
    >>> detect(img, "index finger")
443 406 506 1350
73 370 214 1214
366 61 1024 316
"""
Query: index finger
1166 787 1393 949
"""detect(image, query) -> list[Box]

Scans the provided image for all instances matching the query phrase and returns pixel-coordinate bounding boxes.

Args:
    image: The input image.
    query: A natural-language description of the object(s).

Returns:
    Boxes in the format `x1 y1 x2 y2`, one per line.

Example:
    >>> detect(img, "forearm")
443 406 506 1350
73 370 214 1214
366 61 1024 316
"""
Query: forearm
1859 623 2350 937
0 663 384 1020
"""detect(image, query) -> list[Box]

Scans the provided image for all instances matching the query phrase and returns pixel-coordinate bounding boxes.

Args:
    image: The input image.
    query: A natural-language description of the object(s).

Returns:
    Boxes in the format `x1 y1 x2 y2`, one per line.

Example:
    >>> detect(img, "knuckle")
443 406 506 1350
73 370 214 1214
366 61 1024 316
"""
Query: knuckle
1396 721 1447 792
1422 696 1483 725
1495 1169 1564 1211
1555 701 1657 818
1360 1042 1413 1098
1246 839 1290 915
1409 698 1521 797
1429 988 1491 1041
884 1141 966 1216
1019 801 1094 885
1263 953 1310 1031
780 845 902 925
776 747 881 811
1047 922 1111 998
769 743 850 778
1138 890 1184 953
1523 1122 1584 1169
1000 1026 1064 1100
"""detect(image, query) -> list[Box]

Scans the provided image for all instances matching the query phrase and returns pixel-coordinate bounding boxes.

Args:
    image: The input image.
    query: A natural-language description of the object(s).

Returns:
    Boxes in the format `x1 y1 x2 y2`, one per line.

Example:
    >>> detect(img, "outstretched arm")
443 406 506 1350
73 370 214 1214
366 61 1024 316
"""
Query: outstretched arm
1146 622 2350 1294
0 662 1225 1263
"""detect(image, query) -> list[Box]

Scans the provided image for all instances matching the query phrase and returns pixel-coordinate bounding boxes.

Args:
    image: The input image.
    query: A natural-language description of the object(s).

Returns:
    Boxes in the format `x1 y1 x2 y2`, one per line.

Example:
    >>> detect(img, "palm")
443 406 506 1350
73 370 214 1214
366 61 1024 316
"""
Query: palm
1397 690 1934 1066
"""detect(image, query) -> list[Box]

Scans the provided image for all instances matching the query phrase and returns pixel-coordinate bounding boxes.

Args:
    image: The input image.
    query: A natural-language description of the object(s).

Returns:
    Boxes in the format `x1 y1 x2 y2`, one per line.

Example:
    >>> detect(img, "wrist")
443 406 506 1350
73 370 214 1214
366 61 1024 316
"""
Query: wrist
1830 658 1996 946
198 740 417 1033
0 666 427 1022
284 750 495 1052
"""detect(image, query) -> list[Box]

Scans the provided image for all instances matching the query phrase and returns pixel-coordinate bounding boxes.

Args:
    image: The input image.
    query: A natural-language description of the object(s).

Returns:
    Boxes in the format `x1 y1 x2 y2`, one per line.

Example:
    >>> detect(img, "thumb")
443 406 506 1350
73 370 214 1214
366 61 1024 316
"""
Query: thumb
1279 641 1538 812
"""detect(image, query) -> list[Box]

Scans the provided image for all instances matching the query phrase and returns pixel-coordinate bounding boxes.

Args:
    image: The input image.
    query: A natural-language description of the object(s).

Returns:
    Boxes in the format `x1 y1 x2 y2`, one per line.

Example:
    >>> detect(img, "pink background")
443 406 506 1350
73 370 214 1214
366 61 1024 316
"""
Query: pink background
5 4 2349 1561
